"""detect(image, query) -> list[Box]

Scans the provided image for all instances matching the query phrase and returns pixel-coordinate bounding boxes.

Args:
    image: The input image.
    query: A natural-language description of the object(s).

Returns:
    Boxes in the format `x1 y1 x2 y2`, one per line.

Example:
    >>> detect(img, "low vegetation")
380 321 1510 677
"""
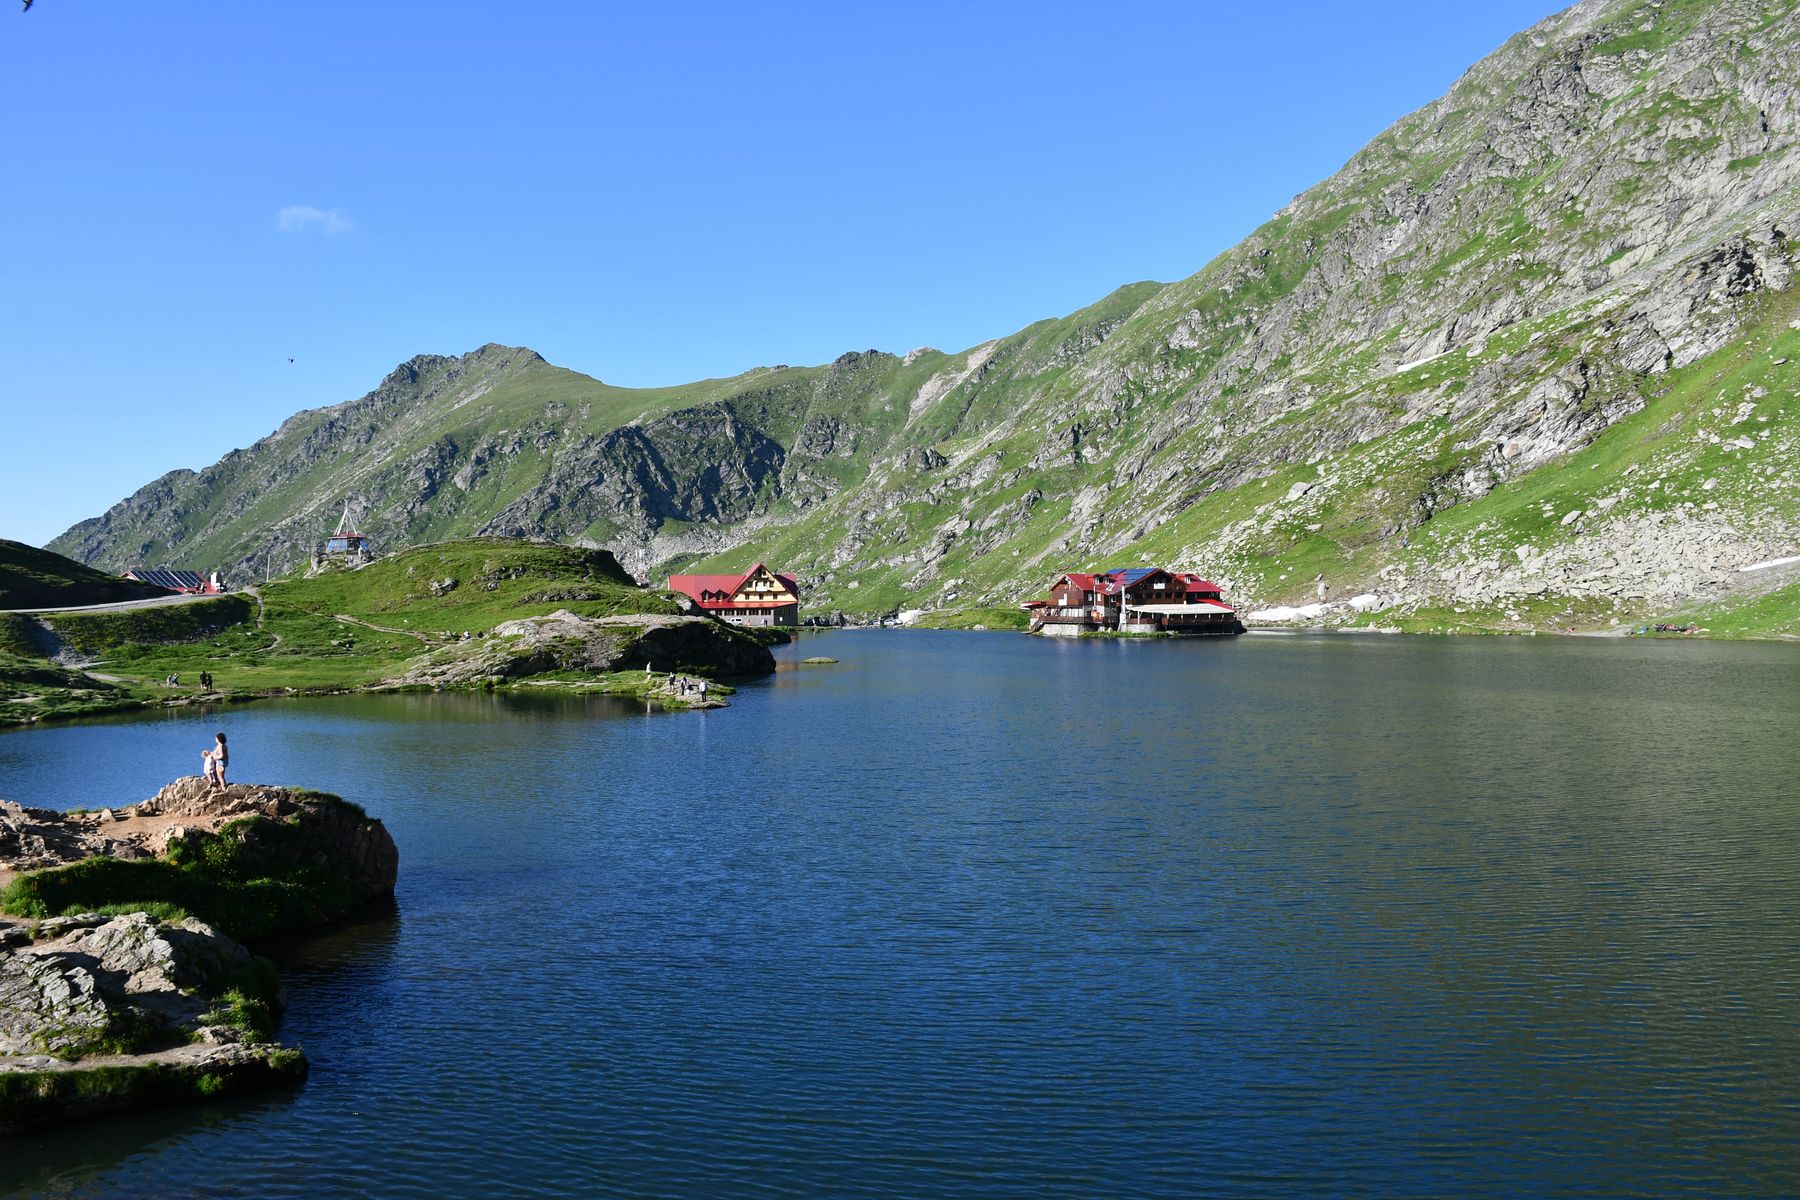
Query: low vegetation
905 607 1031 631
43 595 255 657
0 1049 308 1133
0 807 371 944
0 539 170 610
0 537 764 724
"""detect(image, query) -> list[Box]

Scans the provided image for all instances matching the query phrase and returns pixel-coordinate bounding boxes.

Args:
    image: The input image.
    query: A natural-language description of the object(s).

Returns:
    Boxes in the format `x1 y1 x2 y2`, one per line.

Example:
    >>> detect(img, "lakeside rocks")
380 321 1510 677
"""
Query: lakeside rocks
0 907 303 1136
2 779 398 901
1 912 264 1057
386 609 775 689
0 780 396 1134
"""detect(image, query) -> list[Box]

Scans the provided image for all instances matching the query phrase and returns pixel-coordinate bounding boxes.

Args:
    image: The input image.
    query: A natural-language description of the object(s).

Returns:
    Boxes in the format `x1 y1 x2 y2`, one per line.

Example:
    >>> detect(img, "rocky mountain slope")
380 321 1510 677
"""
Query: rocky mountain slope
51 0 1800 632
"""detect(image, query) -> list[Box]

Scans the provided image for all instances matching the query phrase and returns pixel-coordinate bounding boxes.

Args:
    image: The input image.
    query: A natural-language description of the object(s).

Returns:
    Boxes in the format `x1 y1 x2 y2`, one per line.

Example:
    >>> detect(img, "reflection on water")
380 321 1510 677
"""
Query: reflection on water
2 631 1798 1198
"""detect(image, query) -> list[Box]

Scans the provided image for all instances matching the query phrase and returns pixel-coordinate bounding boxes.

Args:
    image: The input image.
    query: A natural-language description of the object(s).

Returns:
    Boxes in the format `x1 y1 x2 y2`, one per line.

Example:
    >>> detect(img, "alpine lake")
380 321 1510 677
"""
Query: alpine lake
2 629 1797 1199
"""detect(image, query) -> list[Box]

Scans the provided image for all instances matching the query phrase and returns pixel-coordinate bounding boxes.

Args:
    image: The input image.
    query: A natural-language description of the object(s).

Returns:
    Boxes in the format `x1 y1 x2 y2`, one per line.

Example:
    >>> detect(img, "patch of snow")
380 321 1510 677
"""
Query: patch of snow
1738 554 1800 573
1392 351 1448 374
1246 602 1331 622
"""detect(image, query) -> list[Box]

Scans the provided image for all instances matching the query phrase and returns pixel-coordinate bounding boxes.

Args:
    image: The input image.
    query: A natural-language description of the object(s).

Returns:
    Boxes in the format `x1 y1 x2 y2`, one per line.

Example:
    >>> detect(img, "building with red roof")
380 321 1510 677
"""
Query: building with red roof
667 563 799 628
1030 567 1240 637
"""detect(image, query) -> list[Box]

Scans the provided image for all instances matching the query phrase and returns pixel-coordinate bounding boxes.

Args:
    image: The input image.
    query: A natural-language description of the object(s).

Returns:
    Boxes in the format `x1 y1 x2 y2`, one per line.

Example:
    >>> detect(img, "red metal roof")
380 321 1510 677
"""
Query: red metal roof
667 563 798 608
1045 568 1231 606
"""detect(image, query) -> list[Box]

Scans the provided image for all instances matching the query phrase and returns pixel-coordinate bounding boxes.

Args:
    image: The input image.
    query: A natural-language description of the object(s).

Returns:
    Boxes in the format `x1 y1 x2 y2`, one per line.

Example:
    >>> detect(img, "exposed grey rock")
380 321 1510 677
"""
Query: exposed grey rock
388 610 775 688
0 912 254 1057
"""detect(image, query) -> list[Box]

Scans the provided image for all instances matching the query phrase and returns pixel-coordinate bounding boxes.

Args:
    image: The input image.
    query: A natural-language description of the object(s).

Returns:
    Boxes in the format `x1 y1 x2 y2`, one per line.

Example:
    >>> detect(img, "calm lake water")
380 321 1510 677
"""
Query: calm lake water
2 630 1798 1199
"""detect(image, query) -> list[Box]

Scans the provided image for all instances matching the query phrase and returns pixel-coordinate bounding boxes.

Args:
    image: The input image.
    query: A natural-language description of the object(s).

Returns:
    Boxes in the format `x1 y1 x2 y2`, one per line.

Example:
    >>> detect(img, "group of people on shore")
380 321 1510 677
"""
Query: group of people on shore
162 671 216 690
645 663 710 703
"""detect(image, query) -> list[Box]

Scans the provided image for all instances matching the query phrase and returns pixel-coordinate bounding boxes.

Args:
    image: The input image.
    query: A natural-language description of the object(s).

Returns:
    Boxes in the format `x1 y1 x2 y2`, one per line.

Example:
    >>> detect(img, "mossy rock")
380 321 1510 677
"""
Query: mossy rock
0 1046 308 1135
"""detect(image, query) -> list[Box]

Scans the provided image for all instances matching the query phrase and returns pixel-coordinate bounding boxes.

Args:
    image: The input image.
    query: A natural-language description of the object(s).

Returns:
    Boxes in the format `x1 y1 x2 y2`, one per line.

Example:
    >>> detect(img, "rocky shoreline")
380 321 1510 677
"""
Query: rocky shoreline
0 779 398 1135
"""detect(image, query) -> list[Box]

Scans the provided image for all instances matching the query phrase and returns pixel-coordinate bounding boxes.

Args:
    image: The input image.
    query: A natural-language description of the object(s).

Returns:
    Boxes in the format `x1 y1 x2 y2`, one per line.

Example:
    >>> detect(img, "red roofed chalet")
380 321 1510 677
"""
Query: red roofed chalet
667 563 799 628
1030 567 1241 637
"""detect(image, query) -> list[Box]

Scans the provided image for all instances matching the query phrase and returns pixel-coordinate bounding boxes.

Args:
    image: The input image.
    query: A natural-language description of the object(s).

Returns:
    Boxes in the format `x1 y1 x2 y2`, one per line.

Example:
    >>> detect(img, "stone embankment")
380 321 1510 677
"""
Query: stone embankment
0 779 398 1134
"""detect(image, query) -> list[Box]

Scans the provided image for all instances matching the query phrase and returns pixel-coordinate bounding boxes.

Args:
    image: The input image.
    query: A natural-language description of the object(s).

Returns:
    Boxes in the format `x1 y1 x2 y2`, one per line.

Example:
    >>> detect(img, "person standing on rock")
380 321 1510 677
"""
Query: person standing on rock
202 732 229 788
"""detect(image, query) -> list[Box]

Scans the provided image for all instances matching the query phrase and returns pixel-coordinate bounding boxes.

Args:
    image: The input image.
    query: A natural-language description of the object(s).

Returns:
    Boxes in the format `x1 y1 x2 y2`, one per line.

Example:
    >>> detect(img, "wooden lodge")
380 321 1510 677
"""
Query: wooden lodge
1028 567 1242 637
667 563 800 628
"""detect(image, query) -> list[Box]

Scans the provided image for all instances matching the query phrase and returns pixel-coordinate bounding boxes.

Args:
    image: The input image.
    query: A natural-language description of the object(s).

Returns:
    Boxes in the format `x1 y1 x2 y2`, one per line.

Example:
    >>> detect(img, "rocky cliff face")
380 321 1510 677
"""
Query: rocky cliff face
50 0 1800 629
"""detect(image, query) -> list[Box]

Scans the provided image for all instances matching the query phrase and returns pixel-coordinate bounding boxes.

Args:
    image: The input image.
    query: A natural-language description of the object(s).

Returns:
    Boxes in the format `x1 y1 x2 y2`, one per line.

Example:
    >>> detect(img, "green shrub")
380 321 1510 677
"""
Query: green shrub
0 817 360 944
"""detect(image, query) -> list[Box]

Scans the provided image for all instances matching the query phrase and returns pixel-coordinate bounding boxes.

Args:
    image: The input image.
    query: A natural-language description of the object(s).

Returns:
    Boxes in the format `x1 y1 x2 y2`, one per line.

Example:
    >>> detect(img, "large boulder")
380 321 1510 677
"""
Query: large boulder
3 781 398 909
389 610 775 687
0 912 258 1059
142 779 399 905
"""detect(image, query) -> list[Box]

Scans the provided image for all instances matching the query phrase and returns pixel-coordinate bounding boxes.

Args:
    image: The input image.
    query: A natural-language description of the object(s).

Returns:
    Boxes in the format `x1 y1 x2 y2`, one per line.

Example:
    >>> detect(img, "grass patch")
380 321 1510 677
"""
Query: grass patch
8 538 750 711
1667 579 1800 639
907 607 1031 631
43 595 256 657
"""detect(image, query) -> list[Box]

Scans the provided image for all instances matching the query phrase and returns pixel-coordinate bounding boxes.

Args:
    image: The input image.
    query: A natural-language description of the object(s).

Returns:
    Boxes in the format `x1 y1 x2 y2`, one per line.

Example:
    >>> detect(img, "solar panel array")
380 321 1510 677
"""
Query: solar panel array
127 568 206 592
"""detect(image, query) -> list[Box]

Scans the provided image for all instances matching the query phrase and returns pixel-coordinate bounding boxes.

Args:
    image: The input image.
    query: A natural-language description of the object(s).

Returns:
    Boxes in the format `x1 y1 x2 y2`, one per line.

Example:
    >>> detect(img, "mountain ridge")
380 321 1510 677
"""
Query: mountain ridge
48 0 1800 634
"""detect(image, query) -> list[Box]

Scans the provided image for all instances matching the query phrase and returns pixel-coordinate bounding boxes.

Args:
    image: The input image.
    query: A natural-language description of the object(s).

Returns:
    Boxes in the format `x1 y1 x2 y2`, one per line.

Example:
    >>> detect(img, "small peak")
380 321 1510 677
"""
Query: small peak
830 349 894 373
468 343 546 365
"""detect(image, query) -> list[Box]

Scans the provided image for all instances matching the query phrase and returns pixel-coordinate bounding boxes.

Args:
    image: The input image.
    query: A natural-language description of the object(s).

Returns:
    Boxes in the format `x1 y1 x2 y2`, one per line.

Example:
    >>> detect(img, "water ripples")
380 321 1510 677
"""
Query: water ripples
2 632 1798 1197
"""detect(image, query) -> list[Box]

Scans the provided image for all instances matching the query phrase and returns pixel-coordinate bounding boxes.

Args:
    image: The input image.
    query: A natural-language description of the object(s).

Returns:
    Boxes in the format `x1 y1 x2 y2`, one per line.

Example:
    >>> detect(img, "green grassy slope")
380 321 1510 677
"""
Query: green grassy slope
1 538 749 723
0 540 170 609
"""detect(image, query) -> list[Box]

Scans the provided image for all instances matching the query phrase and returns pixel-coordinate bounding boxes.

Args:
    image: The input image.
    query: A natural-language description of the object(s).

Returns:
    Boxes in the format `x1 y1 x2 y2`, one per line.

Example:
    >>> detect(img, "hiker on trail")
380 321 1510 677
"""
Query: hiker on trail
202 732 229 788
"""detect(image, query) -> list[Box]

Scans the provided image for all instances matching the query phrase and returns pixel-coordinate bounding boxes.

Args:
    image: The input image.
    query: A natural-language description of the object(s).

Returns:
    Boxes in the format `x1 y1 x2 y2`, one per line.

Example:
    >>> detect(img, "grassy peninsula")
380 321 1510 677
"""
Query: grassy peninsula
0 538 773 725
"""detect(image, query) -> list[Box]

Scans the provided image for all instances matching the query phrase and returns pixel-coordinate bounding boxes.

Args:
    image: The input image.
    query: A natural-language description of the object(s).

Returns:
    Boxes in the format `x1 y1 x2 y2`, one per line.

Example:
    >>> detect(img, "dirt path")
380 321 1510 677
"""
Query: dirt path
334 614 432 644
241 585 280 649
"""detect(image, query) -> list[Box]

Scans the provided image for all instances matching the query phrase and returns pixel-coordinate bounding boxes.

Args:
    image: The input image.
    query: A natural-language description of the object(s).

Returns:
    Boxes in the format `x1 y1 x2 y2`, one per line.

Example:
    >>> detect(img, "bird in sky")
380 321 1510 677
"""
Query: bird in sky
288 357 295 364
22 1 34 12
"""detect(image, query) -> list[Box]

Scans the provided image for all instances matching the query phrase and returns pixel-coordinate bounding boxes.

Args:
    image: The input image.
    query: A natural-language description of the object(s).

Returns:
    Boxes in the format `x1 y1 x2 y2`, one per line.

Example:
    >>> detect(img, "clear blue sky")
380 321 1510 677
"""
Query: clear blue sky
0 0 1564 549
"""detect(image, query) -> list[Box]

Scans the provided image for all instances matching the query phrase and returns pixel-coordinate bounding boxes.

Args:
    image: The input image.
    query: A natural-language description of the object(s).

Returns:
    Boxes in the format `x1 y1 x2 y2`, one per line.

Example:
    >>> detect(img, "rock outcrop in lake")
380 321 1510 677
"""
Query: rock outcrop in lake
0 781 397 1134
388 609 776 688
